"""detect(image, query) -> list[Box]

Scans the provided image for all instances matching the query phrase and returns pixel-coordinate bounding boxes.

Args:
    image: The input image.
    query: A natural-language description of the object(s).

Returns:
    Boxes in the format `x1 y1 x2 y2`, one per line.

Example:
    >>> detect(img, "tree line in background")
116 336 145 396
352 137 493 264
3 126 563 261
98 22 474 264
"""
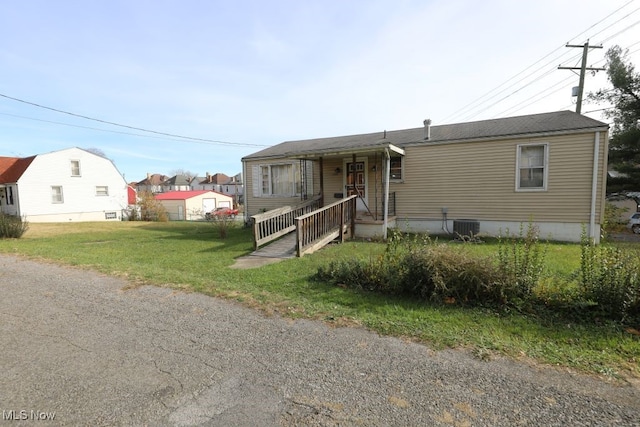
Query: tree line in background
590 45 640 194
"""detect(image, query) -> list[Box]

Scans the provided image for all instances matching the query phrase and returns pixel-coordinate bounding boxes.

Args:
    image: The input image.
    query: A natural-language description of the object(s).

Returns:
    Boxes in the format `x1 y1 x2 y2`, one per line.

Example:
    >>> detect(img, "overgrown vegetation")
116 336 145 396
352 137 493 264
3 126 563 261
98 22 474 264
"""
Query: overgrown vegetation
207 213 236 238
0 213 29 238
602 200 630 236
133 190 168 222
577 233 640 322
316 224 640 326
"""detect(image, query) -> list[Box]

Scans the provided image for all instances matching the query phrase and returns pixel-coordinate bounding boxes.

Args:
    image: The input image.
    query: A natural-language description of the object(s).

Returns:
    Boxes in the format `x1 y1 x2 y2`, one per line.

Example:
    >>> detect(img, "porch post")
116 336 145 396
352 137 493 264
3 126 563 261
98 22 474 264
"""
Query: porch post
383 149 390 240
319 157 324 207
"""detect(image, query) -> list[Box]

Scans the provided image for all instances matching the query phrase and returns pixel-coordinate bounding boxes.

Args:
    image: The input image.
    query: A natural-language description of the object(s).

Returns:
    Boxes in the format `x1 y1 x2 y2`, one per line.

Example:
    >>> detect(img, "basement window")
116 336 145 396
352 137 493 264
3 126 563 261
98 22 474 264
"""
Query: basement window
95 186 109 196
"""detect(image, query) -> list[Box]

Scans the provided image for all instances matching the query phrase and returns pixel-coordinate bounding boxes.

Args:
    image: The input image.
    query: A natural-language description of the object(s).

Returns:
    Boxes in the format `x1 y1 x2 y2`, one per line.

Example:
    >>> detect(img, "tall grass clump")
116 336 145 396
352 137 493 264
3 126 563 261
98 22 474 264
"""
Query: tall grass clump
578 231 640 323
496 222 547 305
208 214 236 239
0 213 29 238
315 228 527 308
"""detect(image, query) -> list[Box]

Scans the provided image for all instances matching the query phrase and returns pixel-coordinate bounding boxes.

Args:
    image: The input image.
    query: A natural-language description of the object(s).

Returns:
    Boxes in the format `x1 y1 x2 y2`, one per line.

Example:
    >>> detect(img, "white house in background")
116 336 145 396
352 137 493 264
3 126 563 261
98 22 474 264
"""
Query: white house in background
191 172 244 205
0 147 128 222
154 190 233 221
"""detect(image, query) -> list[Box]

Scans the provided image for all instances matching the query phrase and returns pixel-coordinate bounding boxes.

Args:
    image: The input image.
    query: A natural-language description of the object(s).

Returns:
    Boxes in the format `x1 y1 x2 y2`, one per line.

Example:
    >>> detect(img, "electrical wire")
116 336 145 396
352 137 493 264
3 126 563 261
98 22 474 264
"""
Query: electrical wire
442 0 639 123
0 92 268 148
0 111 267 147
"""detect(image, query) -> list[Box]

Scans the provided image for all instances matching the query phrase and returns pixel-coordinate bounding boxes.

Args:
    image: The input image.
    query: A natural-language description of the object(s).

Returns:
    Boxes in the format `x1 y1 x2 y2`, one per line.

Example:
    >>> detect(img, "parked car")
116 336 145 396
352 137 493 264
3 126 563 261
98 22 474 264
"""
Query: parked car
205 207 239 220
628 212 640 234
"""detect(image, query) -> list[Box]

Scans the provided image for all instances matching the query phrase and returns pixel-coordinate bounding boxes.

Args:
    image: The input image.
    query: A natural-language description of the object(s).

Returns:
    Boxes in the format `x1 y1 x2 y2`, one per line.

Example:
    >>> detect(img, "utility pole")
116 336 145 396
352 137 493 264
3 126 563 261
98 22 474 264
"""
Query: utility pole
558 40 605 114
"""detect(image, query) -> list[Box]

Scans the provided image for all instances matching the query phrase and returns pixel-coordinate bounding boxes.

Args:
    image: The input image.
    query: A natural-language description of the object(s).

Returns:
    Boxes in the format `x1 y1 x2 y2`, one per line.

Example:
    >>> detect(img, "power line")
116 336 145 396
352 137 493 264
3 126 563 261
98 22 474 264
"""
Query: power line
495 75 576 117
441 0 638 123
0 111 266 148
0 92 268 148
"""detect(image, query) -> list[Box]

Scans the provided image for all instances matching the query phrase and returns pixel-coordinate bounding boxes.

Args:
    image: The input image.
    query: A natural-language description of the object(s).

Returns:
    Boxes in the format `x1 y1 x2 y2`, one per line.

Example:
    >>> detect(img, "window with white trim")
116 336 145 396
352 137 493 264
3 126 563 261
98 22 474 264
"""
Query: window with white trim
70 160 81 176
517 144 548 190
51 186 64 203
96 186 109 196
389 156 403 181
259 163 301 196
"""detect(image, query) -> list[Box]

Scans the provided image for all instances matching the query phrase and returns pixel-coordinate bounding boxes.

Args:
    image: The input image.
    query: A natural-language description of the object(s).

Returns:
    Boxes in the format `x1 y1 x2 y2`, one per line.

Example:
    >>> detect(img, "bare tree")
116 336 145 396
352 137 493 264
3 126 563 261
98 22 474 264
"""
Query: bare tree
169 168 196 179
85 147 108 158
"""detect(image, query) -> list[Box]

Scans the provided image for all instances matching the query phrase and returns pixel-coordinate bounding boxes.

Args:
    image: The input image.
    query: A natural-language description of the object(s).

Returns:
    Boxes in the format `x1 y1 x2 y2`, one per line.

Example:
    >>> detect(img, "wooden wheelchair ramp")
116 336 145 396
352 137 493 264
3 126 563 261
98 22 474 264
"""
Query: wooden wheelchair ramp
240 196 356 267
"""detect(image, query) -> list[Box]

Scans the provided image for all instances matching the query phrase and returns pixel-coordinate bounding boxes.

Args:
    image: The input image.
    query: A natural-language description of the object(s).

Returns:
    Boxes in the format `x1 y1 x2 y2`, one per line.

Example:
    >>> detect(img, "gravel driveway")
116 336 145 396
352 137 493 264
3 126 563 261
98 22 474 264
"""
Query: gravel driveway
1 254 639 426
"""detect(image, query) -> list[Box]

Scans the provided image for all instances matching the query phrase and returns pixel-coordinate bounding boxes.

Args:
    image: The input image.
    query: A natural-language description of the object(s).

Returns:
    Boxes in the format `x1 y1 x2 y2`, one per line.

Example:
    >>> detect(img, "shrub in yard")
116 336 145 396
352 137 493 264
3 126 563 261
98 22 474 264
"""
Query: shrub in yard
315 229 523 308
578 232 640 322
208 213 236 239
137 191 168 222
496 222 547 305
396 243 506 304
125 205 139 221
602 201 628 237
0 213 29 238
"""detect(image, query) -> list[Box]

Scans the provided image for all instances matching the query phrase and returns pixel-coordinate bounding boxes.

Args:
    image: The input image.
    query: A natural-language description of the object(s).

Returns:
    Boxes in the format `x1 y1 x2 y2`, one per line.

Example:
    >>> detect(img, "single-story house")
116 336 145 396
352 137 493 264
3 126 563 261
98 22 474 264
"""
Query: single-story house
155 190 233 221
241 110 609 243
0 147 129 222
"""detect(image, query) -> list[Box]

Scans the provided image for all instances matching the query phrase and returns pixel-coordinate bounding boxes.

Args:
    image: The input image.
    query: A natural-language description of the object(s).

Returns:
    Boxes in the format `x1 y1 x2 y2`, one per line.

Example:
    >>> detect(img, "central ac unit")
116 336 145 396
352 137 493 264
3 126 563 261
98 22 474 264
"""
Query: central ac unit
453 219 480 237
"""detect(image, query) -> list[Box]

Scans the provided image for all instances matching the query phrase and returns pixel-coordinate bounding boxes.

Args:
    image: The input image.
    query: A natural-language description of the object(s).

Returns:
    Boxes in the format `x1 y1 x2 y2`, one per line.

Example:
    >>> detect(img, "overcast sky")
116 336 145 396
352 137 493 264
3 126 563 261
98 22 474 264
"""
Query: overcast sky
1 0 639 182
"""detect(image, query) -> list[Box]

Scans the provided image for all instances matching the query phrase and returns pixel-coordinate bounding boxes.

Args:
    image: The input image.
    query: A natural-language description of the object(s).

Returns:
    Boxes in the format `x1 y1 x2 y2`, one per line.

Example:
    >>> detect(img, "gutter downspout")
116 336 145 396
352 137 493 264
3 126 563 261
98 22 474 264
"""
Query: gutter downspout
384 148 390 240
241 160 249 225
589 131 600 243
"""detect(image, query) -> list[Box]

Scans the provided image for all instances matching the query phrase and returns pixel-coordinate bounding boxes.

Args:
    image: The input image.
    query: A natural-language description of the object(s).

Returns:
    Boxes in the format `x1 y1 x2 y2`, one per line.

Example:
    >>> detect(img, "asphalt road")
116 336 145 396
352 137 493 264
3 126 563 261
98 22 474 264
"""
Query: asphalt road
1 254 639 426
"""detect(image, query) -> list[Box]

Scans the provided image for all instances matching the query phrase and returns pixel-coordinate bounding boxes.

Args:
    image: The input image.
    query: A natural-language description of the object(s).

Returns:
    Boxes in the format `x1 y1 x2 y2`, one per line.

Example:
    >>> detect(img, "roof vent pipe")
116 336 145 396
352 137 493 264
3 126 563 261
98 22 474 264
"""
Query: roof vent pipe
423 119 432 140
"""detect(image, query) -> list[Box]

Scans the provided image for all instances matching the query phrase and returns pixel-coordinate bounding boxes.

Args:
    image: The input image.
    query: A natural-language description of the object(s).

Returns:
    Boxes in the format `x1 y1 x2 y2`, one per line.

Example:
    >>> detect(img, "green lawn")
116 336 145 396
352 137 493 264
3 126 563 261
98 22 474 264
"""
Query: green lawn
1 221 638 380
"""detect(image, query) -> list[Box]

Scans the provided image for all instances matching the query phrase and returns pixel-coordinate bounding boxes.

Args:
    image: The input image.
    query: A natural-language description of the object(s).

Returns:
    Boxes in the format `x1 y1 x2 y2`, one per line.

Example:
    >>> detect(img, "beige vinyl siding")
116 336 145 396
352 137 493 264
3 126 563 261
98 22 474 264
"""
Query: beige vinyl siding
391 131 607 224
244 158 321 215
322 158 348 203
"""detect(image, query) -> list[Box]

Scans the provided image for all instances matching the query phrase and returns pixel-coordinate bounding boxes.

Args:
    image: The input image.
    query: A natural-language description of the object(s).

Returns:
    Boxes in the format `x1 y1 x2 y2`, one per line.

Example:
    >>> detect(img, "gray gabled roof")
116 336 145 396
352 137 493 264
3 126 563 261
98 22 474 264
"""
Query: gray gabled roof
162 174 193 186
242 110 608 161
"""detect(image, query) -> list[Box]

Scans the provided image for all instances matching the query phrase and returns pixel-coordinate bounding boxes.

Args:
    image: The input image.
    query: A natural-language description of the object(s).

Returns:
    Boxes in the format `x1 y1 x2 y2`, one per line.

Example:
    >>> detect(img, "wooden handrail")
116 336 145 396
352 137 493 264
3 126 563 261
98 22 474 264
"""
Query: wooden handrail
251 197 321 250
295 195 356 257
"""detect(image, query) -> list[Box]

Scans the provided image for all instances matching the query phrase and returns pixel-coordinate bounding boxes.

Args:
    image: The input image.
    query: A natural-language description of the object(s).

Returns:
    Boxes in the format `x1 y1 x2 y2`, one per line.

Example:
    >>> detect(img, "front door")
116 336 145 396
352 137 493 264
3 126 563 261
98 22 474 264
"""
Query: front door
345 159 367 212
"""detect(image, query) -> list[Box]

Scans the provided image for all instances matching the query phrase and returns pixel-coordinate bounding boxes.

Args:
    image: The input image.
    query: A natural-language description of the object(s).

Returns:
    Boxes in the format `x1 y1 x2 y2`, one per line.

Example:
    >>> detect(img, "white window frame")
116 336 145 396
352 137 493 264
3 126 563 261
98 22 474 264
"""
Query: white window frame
95 186 109 196
51 186 64 204
259 163 301 197
70 160 81 177
516 143 548 191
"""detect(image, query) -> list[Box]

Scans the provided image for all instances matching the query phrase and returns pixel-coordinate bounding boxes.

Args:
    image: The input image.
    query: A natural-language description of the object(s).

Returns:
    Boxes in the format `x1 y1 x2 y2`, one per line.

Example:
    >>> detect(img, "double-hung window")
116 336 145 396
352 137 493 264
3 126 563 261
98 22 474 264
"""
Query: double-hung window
259 163 301 196
517 144 548 191
70 160 81 176
389 156 403 181
51 186 64 203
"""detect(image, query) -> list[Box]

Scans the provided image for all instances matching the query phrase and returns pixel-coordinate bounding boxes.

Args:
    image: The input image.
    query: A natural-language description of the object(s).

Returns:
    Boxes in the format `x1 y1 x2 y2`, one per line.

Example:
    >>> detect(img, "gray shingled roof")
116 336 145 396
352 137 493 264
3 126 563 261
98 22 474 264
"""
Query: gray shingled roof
243 111 608 160
162 174 193 186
